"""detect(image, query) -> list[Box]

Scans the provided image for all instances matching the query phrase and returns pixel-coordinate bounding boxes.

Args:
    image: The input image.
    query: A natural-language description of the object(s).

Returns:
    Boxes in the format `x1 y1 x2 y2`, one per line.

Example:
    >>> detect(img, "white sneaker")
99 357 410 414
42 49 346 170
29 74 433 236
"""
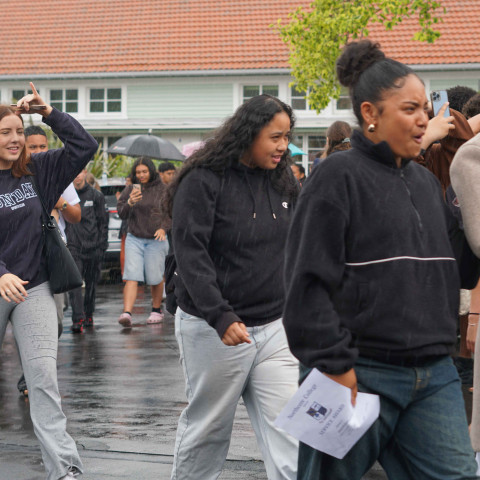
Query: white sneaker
61 468 80 479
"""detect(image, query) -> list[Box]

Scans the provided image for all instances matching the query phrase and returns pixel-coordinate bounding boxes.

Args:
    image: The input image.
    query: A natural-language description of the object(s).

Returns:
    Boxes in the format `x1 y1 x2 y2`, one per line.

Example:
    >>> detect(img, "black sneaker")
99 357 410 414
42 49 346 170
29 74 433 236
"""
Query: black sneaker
72 319 84 334
85 317 94 327
17 374 28 397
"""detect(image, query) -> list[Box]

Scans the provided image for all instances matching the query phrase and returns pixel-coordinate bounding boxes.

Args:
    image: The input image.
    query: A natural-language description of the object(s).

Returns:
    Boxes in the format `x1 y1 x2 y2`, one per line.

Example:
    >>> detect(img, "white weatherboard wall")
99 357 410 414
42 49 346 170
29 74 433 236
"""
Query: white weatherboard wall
127 82 234 119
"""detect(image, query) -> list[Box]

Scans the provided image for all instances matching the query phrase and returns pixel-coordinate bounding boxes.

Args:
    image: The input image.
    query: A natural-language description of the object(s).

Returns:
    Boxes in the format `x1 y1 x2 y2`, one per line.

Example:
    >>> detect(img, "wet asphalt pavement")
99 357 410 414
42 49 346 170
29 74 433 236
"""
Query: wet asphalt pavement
2 282 466 479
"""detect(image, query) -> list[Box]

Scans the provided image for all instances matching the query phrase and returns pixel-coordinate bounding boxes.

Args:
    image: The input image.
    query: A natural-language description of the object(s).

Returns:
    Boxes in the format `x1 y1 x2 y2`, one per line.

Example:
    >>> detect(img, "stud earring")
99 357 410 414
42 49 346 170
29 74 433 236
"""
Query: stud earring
367 124 375 133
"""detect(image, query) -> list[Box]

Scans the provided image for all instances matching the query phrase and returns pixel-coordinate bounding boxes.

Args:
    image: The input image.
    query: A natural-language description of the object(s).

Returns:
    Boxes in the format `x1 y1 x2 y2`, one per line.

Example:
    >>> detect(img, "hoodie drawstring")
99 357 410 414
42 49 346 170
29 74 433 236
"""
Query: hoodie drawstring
243 170 277 220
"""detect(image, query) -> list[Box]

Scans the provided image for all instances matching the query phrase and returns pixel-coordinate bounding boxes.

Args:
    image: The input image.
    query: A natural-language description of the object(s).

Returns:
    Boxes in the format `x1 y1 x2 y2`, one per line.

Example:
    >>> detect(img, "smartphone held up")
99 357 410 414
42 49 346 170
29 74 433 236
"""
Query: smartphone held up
430 90 451 118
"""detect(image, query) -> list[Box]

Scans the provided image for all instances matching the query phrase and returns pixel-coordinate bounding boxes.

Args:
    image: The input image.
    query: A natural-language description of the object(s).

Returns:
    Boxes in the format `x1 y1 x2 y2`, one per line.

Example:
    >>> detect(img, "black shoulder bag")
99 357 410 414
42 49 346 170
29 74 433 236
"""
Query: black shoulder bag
30 175 83 294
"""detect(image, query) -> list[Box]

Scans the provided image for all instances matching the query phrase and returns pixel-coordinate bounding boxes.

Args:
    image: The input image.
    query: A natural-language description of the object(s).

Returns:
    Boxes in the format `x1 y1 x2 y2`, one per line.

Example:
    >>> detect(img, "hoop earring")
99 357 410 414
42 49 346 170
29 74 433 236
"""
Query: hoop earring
367 124 375 133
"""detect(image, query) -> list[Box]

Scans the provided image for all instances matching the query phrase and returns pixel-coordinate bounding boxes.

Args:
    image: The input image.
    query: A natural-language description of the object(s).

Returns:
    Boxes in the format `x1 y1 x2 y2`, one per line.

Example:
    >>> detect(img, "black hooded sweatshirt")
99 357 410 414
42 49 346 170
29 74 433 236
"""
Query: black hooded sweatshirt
283 129 480 375
172 162 295 339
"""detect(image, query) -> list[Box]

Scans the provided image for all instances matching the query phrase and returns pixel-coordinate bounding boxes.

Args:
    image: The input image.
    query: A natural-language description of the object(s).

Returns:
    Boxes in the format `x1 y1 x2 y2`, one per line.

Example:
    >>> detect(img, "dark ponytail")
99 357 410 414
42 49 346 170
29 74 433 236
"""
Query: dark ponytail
336 40 415 126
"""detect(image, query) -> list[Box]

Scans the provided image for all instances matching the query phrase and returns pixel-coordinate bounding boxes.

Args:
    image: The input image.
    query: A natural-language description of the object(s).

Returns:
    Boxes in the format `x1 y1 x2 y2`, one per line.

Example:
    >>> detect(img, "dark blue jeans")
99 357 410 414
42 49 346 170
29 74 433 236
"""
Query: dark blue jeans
298 356 478 480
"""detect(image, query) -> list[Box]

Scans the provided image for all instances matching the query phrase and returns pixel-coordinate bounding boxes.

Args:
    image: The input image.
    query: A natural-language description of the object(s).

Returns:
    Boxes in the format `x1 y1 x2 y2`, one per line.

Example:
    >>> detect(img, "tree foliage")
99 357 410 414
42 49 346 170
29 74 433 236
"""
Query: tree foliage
275 0 445 112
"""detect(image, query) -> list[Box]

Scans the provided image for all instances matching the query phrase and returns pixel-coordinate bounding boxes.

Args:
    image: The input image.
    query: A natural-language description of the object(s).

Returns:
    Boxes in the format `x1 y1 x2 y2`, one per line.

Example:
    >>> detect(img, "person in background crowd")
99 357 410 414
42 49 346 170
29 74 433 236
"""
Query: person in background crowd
118 175 132 277
117 157 170 326
66 168 108 332
85 171 101 191
324 121 352 157
166 94 299 480
158 161 176 185
16 125 82 396
0 83 97 480
447 85 477 113
284 40 480 479
290 163 306 185
451 133 480 471
414 88 480 388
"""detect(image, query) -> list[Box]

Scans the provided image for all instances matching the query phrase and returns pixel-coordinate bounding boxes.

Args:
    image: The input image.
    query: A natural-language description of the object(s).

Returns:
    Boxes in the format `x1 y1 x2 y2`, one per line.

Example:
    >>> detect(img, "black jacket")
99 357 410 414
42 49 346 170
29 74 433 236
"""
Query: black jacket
66 183 108 257
283 130 480 375
172 163 296 339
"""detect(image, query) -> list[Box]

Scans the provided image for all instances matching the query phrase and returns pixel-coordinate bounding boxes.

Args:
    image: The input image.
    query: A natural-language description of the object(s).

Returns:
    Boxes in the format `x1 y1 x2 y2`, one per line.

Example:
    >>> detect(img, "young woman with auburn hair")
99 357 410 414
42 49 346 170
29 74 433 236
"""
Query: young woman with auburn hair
0 83 98 480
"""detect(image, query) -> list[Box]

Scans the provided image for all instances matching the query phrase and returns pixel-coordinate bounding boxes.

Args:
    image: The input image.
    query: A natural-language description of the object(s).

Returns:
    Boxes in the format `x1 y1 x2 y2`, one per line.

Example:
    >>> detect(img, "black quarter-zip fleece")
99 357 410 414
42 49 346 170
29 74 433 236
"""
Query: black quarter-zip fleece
284 130 479 374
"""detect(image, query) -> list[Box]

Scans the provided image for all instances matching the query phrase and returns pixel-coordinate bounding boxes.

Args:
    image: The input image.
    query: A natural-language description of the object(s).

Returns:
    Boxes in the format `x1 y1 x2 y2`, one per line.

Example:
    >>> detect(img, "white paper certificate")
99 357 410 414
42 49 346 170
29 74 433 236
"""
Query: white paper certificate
275 368 380 459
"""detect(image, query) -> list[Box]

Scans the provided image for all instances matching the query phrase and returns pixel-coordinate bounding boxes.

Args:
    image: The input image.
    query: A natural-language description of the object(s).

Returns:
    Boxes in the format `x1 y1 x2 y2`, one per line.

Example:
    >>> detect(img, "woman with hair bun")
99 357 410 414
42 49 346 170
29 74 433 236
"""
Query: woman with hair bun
167 94 299 479
284 40 479 479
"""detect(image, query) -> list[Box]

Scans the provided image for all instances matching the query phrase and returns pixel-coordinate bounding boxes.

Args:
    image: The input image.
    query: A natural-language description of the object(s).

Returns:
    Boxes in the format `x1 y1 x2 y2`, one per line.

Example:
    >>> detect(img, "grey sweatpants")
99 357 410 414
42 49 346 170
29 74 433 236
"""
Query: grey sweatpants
0 282 82 480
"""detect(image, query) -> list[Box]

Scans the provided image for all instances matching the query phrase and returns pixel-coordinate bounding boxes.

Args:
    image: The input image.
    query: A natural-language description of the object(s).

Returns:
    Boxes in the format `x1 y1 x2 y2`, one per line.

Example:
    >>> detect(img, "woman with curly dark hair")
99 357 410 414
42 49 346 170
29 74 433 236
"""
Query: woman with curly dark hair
167 95 299 479
284 40 479 479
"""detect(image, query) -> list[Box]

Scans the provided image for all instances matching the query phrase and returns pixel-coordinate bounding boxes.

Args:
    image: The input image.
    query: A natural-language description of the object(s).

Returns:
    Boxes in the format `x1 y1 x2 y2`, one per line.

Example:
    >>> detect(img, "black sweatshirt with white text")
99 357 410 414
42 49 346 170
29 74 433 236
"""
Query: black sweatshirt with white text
0 109 98 289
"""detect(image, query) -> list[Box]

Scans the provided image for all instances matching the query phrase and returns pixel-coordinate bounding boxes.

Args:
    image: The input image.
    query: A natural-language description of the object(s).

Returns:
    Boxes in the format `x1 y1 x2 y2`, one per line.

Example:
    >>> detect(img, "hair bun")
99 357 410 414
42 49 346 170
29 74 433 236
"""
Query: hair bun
336 40 385 88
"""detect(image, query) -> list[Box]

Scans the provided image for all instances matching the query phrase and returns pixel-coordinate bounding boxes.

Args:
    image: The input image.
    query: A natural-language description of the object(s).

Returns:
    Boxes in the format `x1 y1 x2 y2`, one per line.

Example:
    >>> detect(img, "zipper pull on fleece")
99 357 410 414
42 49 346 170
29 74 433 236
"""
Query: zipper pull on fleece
272 213 276 219
253 212 256 219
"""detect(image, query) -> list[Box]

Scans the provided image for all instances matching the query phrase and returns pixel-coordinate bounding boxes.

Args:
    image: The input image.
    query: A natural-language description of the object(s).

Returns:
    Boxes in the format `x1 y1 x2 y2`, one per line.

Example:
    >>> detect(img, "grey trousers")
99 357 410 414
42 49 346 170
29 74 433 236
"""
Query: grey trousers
172 309 299 480
0 282 82 480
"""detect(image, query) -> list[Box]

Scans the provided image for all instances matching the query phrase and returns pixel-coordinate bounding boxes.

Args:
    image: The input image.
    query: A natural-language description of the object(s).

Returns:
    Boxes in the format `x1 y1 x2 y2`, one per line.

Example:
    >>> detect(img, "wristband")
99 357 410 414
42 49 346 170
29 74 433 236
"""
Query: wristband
469 323 479 326
469 312 480 315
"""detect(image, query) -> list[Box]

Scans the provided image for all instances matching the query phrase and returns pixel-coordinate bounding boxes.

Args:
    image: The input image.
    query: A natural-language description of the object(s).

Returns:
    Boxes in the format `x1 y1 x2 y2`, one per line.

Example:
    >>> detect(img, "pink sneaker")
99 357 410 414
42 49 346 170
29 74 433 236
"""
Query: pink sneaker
118 312 132 327
146 311 164 324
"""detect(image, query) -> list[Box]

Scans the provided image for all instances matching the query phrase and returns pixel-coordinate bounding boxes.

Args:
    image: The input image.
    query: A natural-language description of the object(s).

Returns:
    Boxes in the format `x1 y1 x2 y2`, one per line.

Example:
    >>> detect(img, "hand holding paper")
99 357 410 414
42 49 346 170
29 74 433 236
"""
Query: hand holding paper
275 368 380 459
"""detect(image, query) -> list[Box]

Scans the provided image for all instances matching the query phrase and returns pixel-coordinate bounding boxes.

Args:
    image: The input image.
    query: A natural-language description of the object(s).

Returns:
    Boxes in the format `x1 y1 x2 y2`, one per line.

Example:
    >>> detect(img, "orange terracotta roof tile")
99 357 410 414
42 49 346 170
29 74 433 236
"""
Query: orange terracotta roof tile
0 0 478 76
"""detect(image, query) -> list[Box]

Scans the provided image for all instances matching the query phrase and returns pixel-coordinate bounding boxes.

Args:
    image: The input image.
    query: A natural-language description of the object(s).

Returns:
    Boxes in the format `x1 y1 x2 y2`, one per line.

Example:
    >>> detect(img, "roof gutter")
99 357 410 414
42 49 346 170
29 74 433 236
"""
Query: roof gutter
408 63 480 71
0 68 291 81
2 63 478 80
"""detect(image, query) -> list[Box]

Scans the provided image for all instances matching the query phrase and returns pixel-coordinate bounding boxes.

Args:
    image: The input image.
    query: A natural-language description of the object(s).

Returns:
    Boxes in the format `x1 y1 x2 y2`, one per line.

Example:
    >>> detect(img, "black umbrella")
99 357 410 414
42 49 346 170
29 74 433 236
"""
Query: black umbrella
106 134 185 161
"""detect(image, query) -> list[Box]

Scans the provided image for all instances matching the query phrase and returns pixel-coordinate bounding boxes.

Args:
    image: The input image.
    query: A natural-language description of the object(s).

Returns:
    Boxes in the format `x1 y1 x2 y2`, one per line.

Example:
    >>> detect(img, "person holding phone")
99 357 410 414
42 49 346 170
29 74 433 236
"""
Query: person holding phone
0 84 98 479
283 41 479 479
117 156 169 326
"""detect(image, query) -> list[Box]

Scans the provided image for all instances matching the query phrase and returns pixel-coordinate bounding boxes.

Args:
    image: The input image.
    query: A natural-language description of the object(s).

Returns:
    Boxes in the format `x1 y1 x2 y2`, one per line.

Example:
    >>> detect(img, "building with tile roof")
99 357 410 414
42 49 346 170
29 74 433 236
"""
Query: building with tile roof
1 0 479 171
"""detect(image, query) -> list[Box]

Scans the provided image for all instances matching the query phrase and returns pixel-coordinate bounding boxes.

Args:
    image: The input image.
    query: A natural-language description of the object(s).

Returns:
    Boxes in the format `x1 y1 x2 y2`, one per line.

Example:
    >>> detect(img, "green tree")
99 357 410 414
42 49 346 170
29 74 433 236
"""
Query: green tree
275 0 445 112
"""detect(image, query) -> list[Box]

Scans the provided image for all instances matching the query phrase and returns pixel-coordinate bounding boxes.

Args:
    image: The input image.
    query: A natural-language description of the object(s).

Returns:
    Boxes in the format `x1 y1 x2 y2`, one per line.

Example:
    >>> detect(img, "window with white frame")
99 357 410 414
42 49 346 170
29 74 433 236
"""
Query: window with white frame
242 85 279 102
335 87 352 110
93 135 123 151
50 89 78 113
308 133 327 173
89 88 122 113
11 88 37 103
291 86 309 110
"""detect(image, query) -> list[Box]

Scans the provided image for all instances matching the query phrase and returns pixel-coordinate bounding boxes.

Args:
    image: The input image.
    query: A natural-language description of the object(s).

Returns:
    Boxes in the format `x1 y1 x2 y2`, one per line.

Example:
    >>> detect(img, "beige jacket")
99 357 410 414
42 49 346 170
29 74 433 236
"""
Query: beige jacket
451 132 480 451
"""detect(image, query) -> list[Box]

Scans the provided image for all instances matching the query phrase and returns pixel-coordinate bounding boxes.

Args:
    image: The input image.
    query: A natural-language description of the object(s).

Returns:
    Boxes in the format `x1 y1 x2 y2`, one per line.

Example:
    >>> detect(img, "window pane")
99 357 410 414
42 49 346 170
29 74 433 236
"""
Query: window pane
50 90 63 101
66 102 78 113
12 90 25 102
51 102 63 111
107 88 121 100
292 85 303 96
243 86 260 98
292 98 307 110
90 101 104 112
308 135 326 150
262 85 279 96
336 97 352 110
107 101 121 112
107 136 122 148
90 89 104 100
66 89 78 100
